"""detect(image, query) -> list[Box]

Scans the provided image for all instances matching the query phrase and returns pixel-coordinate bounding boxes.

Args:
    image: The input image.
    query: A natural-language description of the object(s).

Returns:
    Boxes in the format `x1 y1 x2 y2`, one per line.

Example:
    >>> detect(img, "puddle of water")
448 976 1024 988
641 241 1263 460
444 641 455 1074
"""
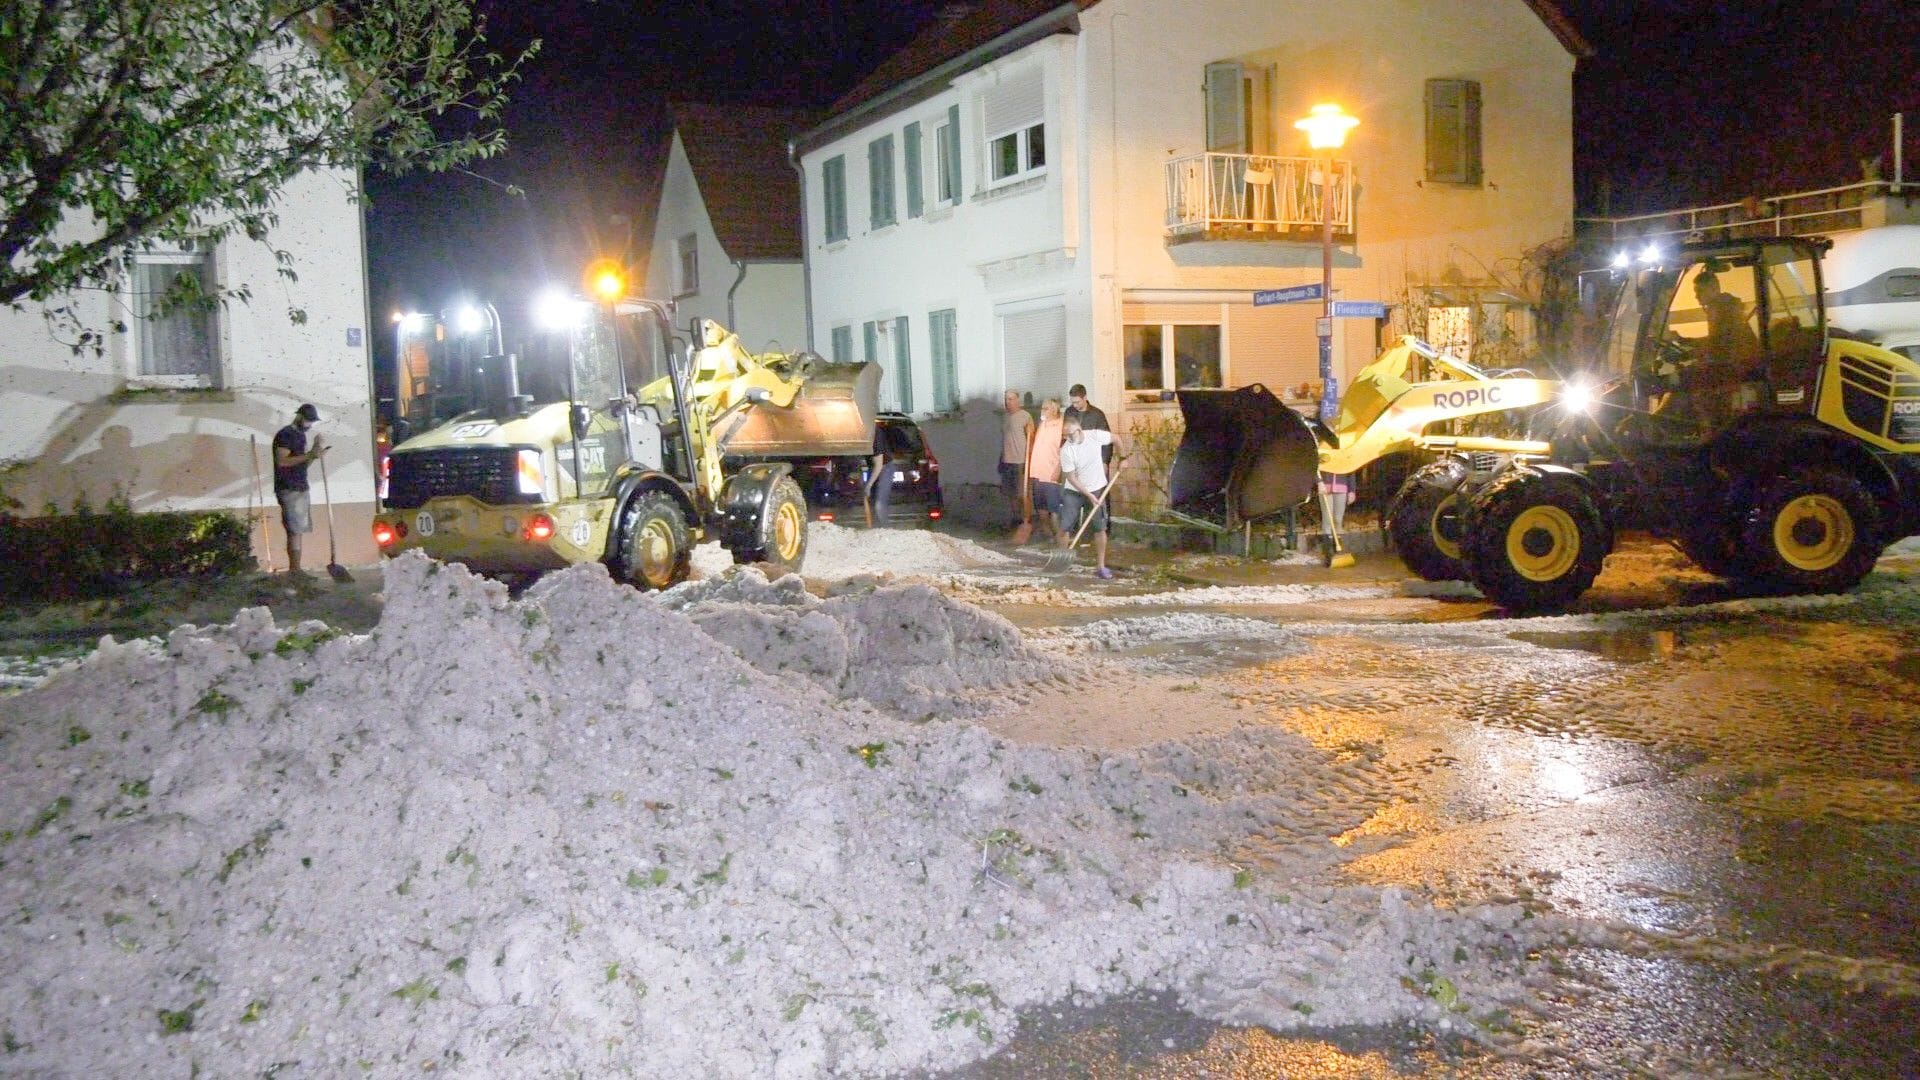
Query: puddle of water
1508 628 1680 663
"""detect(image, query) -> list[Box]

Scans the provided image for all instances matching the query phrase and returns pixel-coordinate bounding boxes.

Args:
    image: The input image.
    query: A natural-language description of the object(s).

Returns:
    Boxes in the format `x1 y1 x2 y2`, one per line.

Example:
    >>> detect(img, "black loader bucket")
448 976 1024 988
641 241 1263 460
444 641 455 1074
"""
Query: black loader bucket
1168 384 1321 530
718 361 882 457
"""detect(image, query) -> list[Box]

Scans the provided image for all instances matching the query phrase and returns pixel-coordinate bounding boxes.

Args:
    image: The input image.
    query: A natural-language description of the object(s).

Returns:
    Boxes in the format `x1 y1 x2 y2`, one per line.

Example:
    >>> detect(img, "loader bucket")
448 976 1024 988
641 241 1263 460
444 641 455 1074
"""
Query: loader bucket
1168 384 1321 529
718 361 882 457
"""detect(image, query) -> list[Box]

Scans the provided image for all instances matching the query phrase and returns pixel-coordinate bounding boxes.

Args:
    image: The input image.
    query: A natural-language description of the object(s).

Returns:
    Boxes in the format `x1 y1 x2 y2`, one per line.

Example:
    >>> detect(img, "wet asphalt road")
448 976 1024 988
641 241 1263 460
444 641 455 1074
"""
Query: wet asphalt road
936 539 1920 1078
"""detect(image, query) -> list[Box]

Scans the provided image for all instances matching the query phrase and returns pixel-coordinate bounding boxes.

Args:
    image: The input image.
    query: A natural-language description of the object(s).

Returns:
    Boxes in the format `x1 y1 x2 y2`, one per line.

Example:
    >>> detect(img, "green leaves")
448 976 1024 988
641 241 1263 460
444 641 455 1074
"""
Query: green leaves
1 0 536 317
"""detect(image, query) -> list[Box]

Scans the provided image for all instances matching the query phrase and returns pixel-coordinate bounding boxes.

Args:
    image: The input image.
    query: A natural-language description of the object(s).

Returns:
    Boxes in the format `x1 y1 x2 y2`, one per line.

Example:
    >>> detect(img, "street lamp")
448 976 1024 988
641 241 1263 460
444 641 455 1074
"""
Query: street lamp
1294 103 1358 425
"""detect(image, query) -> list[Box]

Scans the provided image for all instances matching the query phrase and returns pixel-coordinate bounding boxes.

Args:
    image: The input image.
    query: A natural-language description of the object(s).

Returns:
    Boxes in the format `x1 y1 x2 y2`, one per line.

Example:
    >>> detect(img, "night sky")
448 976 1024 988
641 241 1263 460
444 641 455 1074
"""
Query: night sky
364 0 1918 351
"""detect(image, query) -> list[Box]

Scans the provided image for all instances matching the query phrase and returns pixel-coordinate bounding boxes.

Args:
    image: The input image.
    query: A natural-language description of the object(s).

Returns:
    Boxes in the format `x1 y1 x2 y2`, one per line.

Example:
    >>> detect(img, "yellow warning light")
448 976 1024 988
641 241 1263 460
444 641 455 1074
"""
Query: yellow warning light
585 259 626 303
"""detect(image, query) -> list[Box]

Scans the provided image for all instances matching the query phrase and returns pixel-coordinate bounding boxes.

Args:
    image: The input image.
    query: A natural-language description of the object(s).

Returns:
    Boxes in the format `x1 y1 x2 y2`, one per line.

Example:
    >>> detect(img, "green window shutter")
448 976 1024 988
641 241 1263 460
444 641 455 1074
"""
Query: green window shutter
1424 79 1483 185
930 309 958 411
863 320 878 366
944 104 962 202
830 325 853 364
823 155 847 241
1204 61 1245 153
892 315 913 413
904 122 924 219
869 135 896 228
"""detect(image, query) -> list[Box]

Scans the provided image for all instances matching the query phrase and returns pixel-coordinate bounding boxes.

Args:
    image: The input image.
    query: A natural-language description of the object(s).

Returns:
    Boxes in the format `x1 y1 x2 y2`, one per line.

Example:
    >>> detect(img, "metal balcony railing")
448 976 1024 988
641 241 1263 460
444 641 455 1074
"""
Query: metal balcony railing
1164 152 1355 236
1576 180 1907 244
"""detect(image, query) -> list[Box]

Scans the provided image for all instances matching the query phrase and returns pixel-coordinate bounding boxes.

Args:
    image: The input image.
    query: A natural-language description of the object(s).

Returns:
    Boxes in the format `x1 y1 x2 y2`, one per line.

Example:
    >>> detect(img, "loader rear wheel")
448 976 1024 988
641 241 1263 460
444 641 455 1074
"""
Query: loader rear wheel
1388 457 1471 581
613 490 691 591
733 476 809 572
1740 467 1880 594
1464 470 1610 613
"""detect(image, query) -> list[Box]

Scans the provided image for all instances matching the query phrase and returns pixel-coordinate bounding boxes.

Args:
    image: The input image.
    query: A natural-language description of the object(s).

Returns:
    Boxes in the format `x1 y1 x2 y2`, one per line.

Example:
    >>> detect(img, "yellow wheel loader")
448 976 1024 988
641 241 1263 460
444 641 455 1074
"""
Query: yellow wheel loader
1171 236 1920 612
372 295 878 589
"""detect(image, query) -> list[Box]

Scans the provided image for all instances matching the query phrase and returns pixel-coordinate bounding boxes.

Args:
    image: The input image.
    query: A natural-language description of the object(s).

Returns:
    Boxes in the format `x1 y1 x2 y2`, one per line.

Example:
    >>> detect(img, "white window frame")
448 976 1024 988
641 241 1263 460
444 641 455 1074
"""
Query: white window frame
127 246 223 389
1123 321 1227 392
934 114 960 206
986 121 1046 188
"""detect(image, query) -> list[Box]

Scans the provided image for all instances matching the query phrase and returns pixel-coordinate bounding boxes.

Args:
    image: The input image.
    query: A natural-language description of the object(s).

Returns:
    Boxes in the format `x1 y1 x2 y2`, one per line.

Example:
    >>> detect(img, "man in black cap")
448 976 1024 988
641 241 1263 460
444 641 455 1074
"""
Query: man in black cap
272 403 329 575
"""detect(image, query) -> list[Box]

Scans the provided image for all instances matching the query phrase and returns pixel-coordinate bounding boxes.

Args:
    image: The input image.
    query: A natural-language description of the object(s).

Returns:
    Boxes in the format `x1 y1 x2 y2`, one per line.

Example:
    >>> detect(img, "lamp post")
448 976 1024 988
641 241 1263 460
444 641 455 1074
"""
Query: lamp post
1294 103 1358 425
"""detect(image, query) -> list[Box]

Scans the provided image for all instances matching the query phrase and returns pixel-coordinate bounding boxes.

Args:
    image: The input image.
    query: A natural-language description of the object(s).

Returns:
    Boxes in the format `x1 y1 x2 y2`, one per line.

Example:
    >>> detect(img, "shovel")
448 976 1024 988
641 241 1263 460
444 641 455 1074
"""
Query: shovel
250 434 273 573
1045 456 1126 573
318 453 352 583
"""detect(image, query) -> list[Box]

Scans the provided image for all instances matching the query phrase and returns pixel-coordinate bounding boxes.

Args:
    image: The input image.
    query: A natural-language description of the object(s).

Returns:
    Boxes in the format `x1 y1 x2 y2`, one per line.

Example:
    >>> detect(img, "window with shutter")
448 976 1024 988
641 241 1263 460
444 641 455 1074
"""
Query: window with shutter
929 309 958 411
830 325 853 364
904 122 924 218
892 316 913 413
869 135 896 228
983 68 1046 187
998 304 1068 399
823 155 848 241
940 104 962 202
1425 79 1483 185
1204 61 1246 154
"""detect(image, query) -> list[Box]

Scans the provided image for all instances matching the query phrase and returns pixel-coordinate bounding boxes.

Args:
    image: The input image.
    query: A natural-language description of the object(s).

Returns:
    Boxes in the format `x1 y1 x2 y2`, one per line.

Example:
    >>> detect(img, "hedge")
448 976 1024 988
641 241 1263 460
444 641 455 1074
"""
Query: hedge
0 501 254 602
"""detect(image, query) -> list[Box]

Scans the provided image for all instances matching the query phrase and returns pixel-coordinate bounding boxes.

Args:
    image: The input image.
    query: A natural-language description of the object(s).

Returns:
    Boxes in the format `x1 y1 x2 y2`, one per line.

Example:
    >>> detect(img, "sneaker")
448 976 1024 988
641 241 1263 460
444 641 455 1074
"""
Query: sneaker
1095 567 1115 580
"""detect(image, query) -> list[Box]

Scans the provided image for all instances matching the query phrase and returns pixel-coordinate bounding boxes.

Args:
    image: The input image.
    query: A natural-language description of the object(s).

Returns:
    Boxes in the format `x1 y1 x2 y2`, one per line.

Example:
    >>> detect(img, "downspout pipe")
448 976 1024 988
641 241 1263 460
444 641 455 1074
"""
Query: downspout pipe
787 139 815 350
726 259 749 337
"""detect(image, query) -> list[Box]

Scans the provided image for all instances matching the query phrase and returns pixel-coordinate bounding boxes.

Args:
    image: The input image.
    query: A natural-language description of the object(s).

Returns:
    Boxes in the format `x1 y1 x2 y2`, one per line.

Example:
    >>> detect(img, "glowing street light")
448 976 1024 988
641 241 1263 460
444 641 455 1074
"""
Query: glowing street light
1294 103 1357 426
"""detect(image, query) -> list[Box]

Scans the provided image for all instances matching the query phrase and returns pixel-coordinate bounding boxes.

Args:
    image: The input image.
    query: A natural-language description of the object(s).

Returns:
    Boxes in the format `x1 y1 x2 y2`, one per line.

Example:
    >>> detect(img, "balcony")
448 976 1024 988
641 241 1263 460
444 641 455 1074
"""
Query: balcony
1164 152 1355 246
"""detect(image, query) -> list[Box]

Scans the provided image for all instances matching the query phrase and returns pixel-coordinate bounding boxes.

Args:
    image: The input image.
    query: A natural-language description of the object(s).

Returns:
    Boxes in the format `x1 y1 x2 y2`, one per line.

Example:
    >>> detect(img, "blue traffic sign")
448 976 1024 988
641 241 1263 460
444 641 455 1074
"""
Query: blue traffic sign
1253 284 1322 306
1330 300 1388 319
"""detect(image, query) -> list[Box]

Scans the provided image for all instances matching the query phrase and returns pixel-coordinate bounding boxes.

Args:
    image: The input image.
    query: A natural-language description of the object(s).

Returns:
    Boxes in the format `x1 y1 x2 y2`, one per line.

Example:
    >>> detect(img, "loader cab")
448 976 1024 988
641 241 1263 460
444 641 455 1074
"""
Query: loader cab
1597 237 1829 442
534 296 684 496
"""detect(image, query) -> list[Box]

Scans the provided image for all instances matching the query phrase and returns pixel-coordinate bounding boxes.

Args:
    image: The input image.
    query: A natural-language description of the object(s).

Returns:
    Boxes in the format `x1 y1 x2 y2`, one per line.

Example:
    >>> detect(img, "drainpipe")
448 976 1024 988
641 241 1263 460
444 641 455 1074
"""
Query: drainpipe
1895 112 1905 194
787 139 815 351
726 259 748 336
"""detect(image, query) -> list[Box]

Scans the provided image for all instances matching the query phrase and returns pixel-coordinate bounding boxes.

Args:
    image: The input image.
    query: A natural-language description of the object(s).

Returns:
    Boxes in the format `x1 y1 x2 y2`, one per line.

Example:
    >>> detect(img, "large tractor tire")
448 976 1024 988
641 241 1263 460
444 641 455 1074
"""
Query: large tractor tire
1739 466 1881 594
1387 456 1472 581
1463 469 1611 613
612 490 692 591
733 475 809 572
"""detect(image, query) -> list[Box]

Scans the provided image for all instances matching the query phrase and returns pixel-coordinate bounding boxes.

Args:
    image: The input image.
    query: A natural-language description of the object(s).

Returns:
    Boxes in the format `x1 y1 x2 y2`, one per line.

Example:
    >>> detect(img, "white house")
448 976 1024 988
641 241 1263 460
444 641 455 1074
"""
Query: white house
643 103 813 355
0 164 378 566
792 0 1588 511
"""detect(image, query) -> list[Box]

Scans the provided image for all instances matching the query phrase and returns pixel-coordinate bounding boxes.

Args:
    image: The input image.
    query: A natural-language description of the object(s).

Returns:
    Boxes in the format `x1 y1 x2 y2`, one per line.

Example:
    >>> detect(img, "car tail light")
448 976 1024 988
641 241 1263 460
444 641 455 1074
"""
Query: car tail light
928 509 943 520
373 521 397 547
378 454 390 501
816 511 835 522
924 445 939 471
525 514 555 542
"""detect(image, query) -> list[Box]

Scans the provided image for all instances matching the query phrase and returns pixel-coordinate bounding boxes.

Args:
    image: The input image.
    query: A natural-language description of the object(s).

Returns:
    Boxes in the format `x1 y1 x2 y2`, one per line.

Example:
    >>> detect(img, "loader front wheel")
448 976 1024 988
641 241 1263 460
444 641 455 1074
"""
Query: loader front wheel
1740 467 1880 594
733 476 809 573
613 490 691 591
1388 457 1472 581
1464 470 1610 613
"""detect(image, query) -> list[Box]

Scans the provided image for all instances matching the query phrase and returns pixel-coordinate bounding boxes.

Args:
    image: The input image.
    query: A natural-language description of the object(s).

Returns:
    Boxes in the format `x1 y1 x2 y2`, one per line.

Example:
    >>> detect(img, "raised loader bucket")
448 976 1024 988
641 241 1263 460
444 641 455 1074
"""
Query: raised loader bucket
1168 384 1321 530
717 361 882 457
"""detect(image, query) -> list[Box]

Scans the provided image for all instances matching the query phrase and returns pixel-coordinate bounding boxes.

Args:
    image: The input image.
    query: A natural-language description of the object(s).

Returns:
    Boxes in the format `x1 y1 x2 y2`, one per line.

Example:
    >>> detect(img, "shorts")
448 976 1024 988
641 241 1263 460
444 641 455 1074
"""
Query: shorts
277 489 313 535
998 461 1024 497
1061 486 1109 535
1030 480 1062 513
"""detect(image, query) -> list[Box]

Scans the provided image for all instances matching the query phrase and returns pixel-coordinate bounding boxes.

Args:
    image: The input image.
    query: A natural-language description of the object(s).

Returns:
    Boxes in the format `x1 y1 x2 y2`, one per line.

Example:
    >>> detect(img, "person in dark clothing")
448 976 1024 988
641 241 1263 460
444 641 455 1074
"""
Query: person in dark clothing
866 421 894 527
272 403 329 574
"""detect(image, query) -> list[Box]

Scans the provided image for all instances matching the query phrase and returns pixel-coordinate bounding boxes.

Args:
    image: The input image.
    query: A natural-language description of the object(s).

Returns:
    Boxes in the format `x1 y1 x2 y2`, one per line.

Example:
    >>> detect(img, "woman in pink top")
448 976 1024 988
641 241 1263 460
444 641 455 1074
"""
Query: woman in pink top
1026 398 1066 542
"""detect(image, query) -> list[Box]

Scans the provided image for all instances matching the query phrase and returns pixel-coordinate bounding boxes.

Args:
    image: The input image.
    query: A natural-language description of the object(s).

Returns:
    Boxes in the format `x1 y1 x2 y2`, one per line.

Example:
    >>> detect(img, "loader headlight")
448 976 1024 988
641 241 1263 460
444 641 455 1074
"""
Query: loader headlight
516 448 546 496
1559 380 1597 415
534 288 588 330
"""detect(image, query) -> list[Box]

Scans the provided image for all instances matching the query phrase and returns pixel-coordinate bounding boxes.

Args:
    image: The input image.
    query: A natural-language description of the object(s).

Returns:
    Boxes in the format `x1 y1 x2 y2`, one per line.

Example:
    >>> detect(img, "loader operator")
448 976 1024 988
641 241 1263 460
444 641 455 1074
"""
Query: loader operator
1680 269 1762 425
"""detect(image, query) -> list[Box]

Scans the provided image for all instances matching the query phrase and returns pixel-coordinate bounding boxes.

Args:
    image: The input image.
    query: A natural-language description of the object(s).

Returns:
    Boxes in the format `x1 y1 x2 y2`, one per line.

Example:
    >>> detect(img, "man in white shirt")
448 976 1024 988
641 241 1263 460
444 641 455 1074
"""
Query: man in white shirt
1058 415 1116 579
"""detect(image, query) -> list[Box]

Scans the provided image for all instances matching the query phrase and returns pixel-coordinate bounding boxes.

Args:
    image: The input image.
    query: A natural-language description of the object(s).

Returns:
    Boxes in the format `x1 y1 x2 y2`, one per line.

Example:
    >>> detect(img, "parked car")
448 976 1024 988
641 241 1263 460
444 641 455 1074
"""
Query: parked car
732 412 943 526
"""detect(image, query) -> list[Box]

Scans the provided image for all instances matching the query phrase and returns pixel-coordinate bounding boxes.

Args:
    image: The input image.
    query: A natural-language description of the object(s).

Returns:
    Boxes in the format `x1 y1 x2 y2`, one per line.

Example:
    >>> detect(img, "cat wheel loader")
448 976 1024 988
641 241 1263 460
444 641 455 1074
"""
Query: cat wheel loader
1170 235 1920 611
372 292 879 590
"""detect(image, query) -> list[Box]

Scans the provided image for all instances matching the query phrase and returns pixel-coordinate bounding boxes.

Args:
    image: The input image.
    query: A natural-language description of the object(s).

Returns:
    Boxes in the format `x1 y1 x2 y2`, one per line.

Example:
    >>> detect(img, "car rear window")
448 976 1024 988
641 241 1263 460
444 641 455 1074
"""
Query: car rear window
882 422 924 456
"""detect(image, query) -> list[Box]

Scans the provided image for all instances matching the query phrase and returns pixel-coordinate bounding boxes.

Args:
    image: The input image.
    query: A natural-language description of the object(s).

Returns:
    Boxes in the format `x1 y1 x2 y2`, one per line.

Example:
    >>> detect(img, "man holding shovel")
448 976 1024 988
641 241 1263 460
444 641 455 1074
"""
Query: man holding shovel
271 403 329 576
1057 414 1117 579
